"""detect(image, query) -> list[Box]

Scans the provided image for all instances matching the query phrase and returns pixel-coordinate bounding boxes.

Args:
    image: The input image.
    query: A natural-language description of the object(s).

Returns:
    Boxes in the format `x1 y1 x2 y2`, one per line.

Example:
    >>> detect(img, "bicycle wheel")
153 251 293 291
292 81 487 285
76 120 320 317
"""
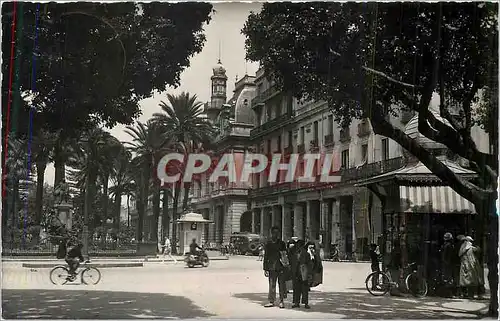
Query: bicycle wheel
365 271 390 296
81 267 101 285
50 266 70 285
405 272 428 297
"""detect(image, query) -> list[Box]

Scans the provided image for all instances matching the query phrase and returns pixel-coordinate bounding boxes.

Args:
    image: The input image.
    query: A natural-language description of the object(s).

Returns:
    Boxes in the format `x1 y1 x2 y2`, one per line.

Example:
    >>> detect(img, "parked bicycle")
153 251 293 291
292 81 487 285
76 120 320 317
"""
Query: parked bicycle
50 261 101 286
365 262 428 297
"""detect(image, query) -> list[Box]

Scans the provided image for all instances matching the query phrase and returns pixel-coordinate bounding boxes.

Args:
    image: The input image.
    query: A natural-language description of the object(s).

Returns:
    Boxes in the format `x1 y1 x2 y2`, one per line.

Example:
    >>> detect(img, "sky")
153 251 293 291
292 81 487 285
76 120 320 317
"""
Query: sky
43 2 262 186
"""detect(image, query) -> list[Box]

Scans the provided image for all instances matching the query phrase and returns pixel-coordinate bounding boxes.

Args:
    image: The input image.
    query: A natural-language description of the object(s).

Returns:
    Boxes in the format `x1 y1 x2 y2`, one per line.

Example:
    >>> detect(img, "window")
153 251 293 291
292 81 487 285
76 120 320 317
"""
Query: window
267 139 272 154
275 105 281 117
288 131 293 147
327 115 334 136
382 138 389 161
277 135 281 152
361 144 368 163
341 149 349 168
313 121 319 142
300 127 305 144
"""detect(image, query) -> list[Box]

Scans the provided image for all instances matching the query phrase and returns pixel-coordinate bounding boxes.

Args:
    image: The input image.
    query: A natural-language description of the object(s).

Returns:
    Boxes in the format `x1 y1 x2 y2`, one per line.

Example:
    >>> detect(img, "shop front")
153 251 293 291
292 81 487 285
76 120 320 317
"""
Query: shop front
357 158 478 293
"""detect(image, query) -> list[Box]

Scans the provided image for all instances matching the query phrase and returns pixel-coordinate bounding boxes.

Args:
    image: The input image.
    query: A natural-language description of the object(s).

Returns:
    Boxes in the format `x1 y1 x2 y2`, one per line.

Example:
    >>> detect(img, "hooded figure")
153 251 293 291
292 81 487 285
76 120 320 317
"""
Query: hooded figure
458 236 483 297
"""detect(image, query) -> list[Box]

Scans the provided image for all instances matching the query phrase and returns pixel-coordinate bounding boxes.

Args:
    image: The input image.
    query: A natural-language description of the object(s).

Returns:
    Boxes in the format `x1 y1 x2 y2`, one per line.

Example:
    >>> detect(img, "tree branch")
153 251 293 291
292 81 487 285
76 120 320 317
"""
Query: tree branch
369 108 493 208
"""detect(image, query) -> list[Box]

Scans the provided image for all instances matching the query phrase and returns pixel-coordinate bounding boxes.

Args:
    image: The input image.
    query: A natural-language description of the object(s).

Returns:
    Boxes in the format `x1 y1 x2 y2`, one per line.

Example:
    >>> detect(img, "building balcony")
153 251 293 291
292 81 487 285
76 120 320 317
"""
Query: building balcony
250 112 294 139
309 139 319 152
324 134 334 147
357 119 371 137
339 128 351 143
248 182 293 198
340 157 405 182
297 144 306 154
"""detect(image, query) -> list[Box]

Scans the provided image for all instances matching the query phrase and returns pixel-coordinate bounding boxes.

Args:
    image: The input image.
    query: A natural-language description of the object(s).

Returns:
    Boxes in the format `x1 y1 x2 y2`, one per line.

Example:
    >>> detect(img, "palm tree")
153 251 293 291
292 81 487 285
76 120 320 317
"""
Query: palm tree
30 129 56 242
125 120 170 243
109 148 135 231
2 137 31 241
67 127 115 249
98 136 122 225
152 92 215 253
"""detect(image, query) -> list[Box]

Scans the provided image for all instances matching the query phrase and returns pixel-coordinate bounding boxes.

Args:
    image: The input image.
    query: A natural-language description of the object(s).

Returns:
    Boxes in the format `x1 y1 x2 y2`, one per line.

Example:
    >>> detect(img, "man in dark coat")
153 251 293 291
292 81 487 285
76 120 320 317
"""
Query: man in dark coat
263 226 287 308
292 241 322 309
440 232 456 297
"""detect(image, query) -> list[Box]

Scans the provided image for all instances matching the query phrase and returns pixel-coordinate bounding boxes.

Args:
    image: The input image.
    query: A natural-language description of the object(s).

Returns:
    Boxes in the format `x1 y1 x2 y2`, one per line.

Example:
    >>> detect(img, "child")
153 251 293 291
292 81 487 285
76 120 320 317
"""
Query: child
258 244 265 261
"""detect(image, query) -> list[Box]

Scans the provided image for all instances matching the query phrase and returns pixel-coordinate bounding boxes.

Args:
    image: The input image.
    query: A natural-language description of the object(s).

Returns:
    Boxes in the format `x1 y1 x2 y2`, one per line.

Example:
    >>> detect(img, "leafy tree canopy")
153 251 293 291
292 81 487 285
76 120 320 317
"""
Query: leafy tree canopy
2 2 213 138
243 2 498 207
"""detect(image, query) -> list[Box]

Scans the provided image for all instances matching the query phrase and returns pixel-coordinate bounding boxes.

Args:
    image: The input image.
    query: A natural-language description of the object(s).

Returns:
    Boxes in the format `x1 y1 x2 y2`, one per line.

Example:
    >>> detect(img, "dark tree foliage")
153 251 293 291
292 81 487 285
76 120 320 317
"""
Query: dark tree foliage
2 2 213 138
243 2 497 209
243 3 498 314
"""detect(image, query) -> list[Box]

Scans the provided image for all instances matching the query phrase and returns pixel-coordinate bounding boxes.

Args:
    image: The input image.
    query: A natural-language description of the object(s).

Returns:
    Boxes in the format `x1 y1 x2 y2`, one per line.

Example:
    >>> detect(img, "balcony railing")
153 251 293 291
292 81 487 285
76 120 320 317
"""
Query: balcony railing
357 120 371 137
297 144 306 154
309 139 319 152
324 134 334 147
339 128 350 143
248 157 405 197
250 112 293 138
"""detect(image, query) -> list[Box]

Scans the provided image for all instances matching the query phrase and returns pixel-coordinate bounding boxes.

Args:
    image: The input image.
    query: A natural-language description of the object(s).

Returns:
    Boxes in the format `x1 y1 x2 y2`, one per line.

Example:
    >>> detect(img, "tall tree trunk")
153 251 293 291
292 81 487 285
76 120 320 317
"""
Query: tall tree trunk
53 139 66 187
182 184 191 212
127 194 130 227
161 189 169 240
102 174 109 221
114 191 122 230
484 200 498 317
171 183 181 254
34 161 46 243
151 182 161 243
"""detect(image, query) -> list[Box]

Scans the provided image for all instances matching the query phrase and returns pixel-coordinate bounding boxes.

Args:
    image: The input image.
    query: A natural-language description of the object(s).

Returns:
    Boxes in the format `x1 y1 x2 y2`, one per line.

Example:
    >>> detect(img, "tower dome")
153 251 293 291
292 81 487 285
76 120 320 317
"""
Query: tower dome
404 97 450 151
213 59 226 76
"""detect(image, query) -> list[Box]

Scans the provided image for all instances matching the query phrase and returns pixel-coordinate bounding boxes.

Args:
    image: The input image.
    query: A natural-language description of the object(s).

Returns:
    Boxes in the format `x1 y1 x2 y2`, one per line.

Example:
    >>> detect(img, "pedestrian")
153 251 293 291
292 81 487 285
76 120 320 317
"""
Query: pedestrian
458 235 483 298
292 241 322 309
369 243 380 290
162 237 177 264
263 226 287 308
439 232 456 297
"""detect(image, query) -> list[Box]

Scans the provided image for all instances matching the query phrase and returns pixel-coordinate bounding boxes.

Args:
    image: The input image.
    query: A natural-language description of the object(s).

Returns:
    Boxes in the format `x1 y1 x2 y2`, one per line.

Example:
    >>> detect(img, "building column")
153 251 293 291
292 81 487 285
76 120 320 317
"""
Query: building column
293 203 304 239
282 205 292 241
261 207 271 237
306 201 312 240
332 200 341 254
273 205 282 230
321 200 330 255
209 205 215 244
251 208 257 234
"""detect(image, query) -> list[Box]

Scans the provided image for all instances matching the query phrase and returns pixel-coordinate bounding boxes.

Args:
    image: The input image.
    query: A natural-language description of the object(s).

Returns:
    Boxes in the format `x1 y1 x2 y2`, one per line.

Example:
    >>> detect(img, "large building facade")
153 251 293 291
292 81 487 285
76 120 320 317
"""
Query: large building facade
136 63 490 260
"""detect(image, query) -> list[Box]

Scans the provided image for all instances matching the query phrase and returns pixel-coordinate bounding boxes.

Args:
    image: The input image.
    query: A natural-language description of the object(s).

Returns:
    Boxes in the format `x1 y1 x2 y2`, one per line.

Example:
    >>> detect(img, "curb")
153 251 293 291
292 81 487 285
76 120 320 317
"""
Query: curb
22 262 143 268
4 256 229 263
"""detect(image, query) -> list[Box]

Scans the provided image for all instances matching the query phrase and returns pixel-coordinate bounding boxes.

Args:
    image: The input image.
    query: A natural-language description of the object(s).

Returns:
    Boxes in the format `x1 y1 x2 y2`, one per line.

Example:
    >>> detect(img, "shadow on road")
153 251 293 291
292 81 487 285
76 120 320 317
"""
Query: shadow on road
233 291 486 319
2 289 214 319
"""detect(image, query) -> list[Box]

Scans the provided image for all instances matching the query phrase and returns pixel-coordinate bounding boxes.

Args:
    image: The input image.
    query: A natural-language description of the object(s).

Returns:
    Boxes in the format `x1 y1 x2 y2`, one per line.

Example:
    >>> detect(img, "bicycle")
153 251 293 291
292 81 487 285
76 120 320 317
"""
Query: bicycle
50 261 101 286
365 262 428 297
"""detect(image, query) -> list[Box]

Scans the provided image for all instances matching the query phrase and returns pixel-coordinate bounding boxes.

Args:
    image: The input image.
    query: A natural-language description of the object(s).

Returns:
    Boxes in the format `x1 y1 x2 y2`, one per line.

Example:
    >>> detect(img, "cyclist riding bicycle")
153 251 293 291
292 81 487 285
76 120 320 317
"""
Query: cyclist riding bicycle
65 242 85 280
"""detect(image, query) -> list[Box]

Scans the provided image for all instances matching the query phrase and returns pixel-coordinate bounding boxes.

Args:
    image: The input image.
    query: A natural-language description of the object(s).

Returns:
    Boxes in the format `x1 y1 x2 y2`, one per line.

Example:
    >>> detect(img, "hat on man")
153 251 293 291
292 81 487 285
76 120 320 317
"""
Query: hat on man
465 236 474 242
443 232 453 241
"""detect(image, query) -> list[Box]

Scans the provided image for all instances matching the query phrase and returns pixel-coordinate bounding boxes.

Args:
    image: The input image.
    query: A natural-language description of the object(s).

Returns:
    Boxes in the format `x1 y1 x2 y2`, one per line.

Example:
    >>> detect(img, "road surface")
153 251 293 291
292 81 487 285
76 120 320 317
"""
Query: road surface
2 256 490 319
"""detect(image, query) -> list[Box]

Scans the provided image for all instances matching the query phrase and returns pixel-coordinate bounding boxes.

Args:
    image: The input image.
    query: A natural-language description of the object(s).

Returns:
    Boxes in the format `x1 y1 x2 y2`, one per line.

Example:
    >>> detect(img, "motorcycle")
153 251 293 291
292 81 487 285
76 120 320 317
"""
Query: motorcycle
184 250 210 268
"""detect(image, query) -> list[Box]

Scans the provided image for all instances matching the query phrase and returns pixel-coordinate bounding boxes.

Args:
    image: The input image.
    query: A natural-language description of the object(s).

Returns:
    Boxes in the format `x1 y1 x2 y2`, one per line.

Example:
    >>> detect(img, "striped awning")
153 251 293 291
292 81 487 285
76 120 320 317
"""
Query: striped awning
399 186 476 214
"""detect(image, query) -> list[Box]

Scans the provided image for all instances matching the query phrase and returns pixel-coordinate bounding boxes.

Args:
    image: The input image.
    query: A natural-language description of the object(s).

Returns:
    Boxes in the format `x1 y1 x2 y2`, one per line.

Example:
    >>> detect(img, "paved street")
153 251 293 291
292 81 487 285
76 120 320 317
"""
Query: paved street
2 257 490 319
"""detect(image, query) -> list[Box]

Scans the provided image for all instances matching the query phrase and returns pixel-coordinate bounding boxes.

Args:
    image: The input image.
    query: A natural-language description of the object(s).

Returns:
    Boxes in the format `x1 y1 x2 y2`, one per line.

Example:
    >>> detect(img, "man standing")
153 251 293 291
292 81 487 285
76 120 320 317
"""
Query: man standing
263 226 287 308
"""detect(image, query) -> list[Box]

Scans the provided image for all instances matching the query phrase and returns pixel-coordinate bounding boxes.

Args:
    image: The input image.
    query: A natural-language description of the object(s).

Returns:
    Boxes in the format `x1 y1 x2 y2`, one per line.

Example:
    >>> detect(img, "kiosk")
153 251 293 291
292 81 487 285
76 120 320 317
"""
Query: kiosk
177 212 213 254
